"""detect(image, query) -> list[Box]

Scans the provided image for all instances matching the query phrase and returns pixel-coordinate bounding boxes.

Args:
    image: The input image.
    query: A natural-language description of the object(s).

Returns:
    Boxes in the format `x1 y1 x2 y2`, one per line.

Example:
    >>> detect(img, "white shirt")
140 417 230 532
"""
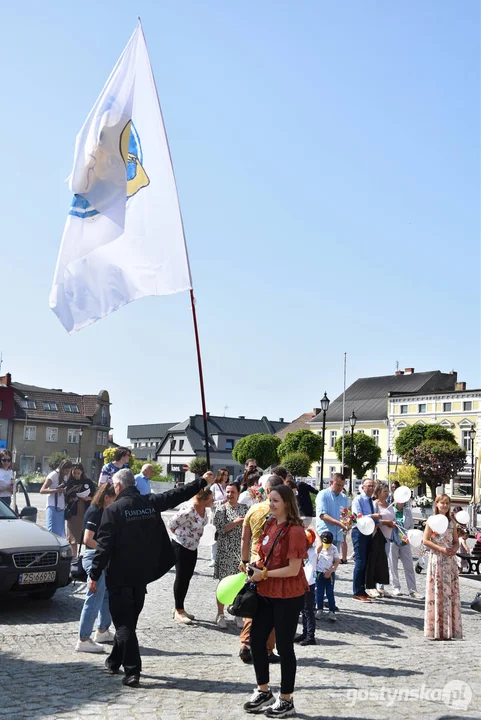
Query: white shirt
46 470 65 511
211 483 226 503
304 546 318 586
0 468 13 497
376 502 396 540
316 544 340 573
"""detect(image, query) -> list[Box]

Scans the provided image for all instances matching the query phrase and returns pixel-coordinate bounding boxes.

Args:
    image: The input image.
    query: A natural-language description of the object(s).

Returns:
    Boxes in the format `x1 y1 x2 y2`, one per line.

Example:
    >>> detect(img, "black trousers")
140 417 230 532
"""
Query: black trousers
172 540 198 610
251 594 304 695
107 585 146 678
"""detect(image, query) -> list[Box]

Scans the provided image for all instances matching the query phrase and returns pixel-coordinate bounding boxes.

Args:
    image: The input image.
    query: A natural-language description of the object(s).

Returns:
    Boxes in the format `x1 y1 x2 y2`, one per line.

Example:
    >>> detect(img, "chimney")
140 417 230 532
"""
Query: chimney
279 418 284 422
455 382 466 392
404 367 415 374
0 373 11 386
313 407 321 416
395 370 404 376
239 415 245 419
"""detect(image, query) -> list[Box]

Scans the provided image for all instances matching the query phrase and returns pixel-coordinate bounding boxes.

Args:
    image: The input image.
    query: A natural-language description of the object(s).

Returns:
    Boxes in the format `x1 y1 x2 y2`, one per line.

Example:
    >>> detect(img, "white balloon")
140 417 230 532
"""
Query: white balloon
407 529 424 547
357 516 375 536
455 510 469 525
199 523 216 546
427 514 449 534
393 486 411 504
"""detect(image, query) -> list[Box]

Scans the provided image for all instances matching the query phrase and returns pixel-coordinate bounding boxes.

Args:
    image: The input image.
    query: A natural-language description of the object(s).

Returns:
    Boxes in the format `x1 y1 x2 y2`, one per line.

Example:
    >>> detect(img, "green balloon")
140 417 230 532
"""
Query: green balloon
216 572 246 605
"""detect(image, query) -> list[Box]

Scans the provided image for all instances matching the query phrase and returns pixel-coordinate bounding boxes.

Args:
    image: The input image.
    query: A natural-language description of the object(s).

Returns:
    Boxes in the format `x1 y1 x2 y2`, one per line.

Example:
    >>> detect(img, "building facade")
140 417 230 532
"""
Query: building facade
127 422 179 461
309 368 465 493
4 375 111 481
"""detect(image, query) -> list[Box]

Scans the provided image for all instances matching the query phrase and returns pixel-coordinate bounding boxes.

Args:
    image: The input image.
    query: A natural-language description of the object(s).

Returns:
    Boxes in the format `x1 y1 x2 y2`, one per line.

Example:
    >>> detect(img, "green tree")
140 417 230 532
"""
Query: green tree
189 457 209 476
130 458 163 479
281 451 311 478
404 440 466 498
278 429 323 463
395 424 456 458
102 447 134 467
334 433 381 479
232 434 281 469
388 464 421 490
48 451 71 470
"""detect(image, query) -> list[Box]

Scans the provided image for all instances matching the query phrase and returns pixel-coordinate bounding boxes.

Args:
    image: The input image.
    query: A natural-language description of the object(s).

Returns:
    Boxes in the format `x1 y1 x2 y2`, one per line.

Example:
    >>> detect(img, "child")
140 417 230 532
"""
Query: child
423 494 462 640
294 528 317 645
315 530 340 622
456 528 471 573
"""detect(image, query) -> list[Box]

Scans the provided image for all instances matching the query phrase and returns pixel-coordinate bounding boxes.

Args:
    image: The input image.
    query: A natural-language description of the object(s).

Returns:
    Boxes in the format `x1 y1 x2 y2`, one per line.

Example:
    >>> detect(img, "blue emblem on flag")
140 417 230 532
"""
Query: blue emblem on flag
69 120 149 219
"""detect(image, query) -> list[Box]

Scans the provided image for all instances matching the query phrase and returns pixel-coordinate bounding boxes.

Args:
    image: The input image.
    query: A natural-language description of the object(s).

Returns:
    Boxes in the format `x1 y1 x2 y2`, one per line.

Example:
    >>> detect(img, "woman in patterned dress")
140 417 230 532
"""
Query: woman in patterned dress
423 494 462 640
213 481 247 628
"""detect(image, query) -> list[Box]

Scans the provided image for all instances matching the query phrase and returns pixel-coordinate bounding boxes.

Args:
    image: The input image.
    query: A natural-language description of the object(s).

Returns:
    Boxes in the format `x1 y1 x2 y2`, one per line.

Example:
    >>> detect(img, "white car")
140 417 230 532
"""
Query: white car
0 500 72 600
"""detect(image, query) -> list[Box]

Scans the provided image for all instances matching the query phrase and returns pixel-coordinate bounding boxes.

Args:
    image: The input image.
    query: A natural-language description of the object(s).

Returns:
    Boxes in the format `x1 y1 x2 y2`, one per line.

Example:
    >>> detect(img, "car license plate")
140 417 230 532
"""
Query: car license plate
19 571 56 585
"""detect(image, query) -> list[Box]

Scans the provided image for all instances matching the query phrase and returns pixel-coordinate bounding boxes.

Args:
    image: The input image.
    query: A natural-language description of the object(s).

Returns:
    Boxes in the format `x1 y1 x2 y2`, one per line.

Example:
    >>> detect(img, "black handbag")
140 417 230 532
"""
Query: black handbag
229 527 285 618
70 536 87 582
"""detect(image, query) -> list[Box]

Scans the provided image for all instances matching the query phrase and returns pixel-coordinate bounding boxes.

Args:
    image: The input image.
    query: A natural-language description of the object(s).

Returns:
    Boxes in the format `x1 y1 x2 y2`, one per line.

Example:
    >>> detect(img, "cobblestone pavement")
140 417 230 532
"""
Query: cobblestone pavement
1 497 480 720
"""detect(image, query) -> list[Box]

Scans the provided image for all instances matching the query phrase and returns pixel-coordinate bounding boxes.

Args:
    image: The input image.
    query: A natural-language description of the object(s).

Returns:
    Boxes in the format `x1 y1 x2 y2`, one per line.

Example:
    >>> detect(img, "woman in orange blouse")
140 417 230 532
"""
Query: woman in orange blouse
244 484 308 718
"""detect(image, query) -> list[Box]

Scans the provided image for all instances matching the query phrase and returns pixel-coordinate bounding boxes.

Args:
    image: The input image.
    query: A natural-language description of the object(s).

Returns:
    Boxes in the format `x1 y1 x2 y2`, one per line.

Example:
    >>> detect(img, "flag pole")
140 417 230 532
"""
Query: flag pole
138 21 211 470
341 352 347 475
189 290 211 470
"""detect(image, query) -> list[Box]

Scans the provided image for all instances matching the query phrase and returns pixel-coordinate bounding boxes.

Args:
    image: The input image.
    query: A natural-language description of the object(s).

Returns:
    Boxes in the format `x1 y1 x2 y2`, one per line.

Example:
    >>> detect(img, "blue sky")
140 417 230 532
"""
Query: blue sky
1 1 479 444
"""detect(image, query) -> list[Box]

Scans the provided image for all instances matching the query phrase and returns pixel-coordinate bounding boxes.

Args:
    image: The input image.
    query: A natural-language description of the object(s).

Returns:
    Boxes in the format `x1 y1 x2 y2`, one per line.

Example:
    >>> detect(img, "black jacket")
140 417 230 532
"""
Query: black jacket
89 477 206 588
296 481 318 517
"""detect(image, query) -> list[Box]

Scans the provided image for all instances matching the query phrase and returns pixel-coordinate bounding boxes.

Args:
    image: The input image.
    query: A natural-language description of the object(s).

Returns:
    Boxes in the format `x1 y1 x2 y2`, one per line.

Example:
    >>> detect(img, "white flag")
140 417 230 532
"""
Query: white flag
50 21 192 333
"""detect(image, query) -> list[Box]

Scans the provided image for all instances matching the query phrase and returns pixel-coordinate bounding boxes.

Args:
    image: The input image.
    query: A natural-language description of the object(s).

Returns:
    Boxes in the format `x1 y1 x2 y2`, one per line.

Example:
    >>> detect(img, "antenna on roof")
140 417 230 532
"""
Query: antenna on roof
224 405 229 416
395 360 399 371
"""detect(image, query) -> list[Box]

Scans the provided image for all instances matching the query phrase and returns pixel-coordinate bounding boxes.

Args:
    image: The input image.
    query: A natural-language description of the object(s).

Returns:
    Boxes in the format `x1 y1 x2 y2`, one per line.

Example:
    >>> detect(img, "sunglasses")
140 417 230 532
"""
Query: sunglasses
1 458 11 462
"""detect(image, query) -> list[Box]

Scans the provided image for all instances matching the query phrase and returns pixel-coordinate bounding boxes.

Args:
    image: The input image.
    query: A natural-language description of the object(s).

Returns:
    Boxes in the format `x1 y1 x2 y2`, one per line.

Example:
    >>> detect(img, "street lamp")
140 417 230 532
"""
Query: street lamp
349 411 357 494
22 395 29 476
469 425 476 498
168 436 175 475
319 392 330 489
387 448 392 479
77 428 83 463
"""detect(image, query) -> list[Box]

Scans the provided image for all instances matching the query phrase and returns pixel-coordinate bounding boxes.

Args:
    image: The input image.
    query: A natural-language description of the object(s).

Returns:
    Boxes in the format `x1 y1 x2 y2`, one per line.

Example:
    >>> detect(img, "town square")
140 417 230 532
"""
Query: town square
0 2 479 720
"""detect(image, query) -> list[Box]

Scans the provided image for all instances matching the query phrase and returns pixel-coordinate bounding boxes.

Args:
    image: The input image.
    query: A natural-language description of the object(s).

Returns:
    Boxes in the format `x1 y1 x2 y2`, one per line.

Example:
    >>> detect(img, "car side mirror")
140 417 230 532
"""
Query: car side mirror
20 506 38 523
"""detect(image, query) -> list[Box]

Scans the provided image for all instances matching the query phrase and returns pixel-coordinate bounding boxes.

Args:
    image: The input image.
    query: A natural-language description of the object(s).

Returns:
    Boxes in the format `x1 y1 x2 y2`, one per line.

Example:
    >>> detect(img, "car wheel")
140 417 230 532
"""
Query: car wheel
28 589 57 600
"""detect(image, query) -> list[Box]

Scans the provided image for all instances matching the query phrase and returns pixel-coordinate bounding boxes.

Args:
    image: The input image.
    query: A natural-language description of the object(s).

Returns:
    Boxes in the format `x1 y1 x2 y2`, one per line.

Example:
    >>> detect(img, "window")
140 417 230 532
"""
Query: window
24 426 36 441
67 428 80 444
461 430 473 453
357 429 365 434
329 466 336 477
329 431 337 449
97 431 103 445
443 402 452 412
64 403 79 413
372 467 378 481
371 429 380 445
43 401 58 411
103 432 108 445
21 399 37 409
418 404 426 413
463 401 473 412
400 405 408 414
171 440 176 450
225 438 234 451
20 456 35 474
46 427 58 442
179 439 185 451
101 405 108 425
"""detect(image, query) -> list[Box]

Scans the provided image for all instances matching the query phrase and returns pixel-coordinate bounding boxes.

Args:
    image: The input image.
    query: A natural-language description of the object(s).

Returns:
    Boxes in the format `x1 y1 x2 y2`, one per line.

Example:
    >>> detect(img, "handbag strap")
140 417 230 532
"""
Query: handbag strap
263 526 285 568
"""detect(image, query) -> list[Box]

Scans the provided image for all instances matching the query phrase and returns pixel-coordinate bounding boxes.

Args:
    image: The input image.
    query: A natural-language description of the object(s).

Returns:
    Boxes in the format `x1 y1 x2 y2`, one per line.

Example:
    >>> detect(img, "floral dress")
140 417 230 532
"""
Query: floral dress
213 502 247 580
424 521 463 640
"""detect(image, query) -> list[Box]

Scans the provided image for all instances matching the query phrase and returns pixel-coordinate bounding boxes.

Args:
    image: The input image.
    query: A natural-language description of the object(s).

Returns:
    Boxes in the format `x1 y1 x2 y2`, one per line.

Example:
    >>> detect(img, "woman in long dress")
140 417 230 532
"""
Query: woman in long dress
423 494 462 640
213 481 247 628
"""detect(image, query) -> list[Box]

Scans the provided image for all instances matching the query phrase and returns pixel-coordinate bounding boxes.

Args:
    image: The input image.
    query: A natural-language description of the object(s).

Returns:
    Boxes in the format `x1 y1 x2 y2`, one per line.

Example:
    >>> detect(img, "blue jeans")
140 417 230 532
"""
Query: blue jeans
316 572 336 612
45 505 65 537
79 550 111 639
352 527 372 596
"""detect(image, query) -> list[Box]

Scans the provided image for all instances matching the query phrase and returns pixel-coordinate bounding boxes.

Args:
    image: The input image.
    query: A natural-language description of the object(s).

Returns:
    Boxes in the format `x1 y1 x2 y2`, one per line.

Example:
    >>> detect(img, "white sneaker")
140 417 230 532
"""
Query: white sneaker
216 613 227 629
410 591 424 600
366 589 380 598
391 588 402 596
327 612 337 622
235 616 244 629
315 609 323 620
75 638 105 653
94 628 115 643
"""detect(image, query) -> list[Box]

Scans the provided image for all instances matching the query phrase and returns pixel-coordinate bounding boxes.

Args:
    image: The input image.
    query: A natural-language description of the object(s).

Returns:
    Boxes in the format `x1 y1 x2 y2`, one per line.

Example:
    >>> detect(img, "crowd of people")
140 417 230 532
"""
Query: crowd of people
1 445 467 717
